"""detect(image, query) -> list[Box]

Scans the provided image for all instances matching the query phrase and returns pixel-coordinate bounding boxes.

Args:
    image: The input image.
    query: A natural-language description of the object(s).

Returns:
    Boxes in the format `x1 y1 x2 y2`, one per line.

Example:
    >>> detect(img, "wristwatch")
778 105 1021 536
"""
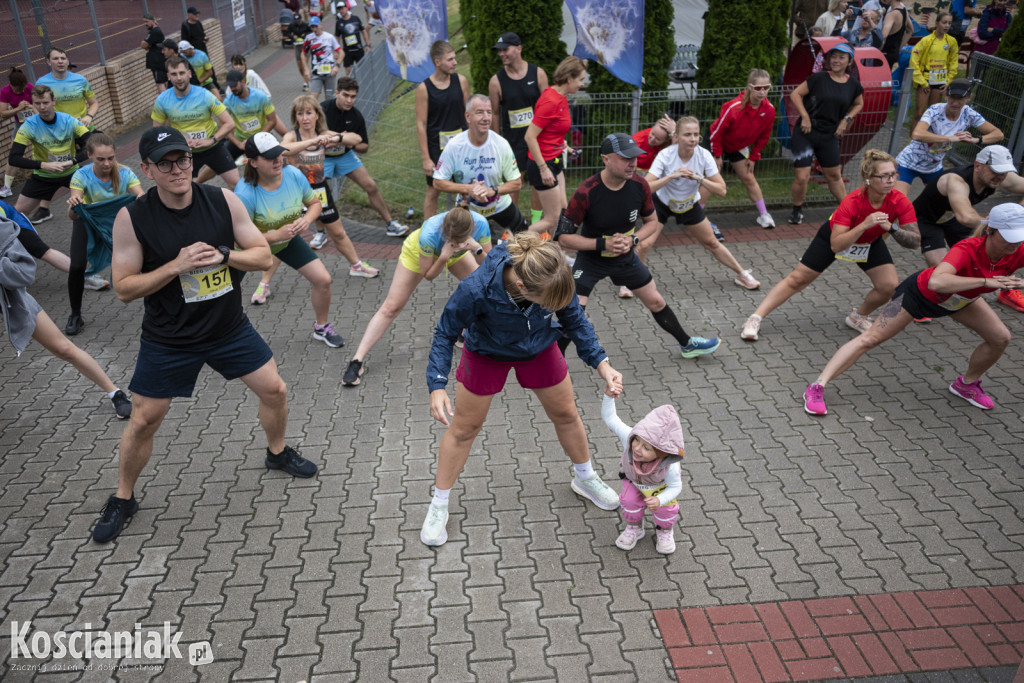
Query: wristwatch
473 247 483 255
218 246 231 264
632 235 640 247
844 115 854 123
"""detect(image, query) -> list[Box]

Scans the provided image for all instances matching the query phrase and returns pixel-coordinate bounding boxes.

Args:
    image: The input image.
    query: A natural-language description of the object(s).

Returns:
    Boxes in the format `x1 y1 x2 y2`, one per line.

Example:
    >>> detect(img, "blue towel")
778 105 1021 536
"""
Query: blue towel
75 195 135 276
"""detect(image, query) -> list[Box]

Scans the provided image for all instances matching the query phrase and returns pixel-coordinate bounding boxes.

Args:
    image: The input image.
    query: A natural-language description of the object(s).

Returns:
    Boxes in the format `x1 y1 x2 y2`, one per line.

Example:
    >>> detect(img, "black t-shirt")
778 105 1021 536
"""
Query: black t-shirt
181 20 207 53
144 26 166 70
321 99 368 144
565 173 654 247
913 165 994 225
335 14 365 53
804 71 863 134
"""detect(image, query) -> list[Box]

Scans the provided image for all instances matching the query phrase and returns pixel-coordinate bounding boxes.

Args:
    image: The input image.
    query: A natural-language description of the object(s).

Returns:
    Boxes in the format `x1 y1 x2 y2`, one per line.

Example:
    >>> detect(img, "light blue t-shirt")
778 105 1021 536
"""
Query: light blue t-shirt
36 72 94 119
184 49 213 82
151 85 227 152
418 210 491 259
70 165 141 204
234 165 316 254
223 88 275 142
897 104 987 173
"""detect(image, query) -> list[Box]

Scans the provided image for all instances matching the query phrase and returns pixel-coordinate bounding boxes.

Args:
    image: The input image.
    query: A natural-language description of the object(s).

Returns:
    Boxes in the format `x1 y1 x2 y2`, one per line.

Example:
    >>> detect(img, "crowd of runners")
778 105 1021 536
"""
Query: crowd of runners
2 14 1023 554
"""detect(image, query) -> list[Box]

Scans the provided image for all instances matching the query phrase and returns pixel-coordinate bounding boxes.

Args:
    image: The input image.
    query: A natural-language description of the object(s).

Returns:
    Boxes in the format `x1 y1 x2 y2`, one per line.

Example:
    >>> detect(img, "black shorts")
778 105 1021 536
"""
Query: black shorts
487 202 529 234
224 139 245 160
791 127 841 169
308 180 339 224
919 219 973 254
16 227 50 259
275 236 319 270
799 222 893 273
342 48 365 67
21 173 73 201
192 140 237 177
425 149 440 187
571 249 653 298
151 69 168 84
894 272 963 320
512 144 530 181
722 150 747 164
526 156 564 191
653 195 706 226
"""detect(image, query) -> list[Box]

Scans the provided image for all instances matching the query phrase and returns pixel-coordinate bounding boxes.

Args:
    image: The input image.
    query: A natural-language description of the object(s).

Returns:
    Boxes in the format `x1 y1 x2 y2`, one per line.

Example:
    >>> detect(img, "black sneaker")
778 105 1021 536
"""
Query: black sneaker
29 208 52 224
265 445 317 478
64 314 84 336
342 359 364 386
111 390 132 419
92 494 139 543
710 222 725 242
788 207 804 224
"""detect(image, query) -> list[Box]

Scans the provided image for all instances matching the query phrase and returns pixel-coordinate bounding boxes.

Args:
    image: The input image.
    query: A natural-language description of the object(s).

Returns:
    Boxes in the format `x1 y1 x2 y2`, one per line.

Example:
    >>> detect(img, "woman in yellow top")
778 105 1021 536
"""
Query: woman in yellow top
909 12 959 132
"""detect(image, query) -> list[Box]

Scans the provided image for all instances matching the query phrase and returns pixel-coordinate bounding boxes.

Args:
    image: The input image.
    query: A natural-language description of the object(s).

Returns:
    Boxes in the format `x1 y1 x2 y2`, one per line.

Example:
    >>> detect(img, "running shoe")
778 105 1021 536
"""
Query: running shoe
570 474 620 510
615 524 645 550
844 311 874 333
310 231 329 249
680 336 720 358
804 383 827 415
734 269 760 290
618 285 633 298
949 376 995 410
741 314 761 341
420 503 449 546
111 390 132 419
83 274 110 291
385 220 411 237
29 208 52 224
655 527 676 554
756 212 776 229
539 231 551 241
265 445 318 477
251 282 270 305
64 314 84 336
0 185 12 198
788 207 803 225
349 261 379 278
92 494 138 543
710 222 725 242
913 317 932 324
996 289 1024 312
564 254 575 267
302 82 309 91
342 359 364 386
313 322 345 348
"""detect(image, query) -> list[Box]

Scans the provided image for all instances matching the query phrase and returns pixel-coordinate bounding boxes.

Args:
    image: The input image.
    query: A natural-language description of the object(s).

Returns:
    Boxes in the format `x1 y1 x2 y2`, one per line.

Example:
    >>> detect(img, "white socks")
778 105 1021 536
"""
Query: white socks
573 461 595 480
431 487 450 507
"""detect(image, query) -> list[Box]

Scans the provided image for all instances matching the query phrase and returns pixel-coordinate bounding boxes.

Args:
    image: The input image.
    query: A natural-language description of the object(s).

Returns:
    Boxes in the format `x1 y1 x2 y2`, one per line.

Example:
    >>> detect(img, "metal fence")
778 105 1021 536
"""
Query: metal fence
963 52 1024 167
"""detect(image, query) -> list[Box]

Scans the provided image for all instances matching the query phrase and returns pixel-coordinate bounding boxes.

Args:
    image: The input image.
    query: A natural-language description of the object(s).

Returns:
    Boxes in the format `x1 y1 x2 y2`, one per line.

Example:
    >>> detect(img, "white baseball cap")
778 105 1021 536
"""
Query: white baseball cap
987 203 1024 243
977 145 1017 174
177 40 194 51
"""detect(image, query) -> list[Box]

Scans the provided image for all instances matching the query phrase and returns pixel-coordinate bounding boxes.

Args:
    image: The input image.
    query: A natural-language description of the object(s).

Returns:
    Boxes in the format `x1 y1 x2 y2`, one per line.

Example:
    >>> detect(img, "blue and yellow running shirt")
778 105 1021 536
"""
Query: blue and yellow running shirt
418 210 491 260
152 85 227 152
223 88 276 142
35 72 94 120
184 49 214 84
70 165 141 204
233 165 315 254
13 112 89 178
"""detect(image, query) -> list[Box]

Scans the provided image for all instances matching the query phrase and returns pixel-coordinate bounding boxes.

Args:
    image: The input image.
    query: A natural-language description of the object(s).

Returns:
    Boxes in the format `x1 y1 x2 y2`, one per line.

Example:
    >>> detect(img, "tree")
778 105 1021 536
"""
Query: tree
698 0 790 90
461 0 567 93
994 11 1024 65
585 0 676 94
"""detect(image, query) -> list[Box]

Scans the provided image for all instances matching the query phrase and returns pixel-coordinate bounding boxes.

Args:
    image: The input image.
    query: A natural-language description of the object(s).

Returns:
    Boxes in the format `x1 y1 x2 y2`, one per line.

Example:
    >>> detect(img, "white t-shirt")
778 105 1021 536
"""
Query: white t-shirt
896 103 987 173
433 130 521 216
304 33 341 72
649 145 718 214
245 70 270 96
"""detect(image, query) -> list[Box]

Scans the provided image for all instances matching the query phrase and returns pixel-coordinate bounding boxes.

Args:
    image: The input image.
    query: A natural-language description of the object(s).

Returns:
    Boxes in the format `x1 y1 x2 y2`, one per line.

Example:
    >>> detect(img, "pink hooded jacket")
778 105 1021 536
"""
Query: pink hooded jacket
618 404 685 487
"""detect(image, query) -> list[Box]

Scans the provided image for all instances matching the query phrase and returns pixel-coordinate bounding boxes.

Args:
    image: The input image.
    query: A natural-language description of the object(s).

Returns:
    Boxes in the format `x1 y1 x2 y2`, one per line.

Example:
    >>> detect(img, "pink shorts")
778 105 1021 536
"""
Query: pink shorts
455 343 567 396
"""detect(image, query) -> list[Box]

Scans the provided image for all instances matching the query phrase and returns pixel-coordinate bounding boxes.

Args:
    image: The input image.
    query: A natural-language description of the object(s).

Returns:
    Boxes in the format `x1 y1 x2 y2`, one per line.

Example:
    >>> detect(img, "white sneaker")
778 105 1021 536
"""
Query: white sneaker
570 474 620 510
734 269 760 290
420 503 449 546
741 314 761 341
310 231 329 250
251 281 270 305
564 254 576 267
756 212 776 229
617 285 633 298
615 524 645 550
0 185 12 198
844 310 874 333
655 527 676 554
349 261 379 278
83 275 110 291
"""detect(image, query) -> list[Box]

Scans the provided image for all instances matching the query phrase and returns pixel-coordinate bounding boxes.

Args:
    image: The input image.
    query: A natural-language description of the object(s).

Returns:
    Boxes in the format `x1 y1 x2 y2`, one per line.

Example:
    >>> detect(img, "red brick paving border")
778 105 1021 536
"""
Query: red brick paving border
656 585 1024 682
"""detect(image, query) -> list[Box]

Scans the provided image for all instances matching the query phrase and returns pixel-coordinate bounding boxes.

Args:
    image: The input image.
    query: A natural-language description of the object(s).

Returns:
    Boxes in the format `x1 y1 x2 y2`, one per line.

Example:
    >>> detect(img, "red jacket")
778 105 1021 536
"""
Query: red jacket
708 93 775 161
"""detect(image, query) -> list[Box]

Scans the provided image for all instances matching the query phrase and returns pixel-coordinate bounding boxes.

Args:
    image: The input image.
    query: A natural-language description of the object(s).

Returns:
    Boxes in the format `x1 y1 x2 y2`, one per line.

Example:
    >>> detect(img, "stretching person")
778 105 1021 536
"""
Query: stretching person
1 216 131 418
342 206 491 386
741 150 920 341
65 133 144 335
0 200 71 278
235 132 345 348
420 232 623 547
804 203 1024 415
646 117 761 291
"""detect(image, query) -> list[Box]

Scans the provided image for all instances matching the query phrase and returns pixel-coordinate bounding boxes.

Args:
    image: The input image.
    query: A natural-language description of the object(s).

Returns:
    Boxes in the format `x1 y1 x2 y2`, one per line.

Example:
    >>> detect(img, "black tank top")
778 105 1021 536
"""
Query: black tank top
425 75 465 162
913 165 994 225
882 7 909 66
496 63 541 153
128 183 247 347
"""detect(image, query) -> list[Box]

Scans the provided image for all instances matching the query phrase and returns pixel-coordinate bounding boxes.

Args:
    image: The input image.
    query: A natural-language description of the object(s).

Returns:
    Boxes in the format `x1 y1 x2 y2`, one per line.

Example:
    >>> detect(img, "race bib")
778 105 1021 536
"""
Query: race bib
600 228 636 258
739 146 750 159
240 118 260 132
635 483 678 506
316 63 333 75
186 131 207 141
938 293 978 311
928 141 953 155
344 34 358 46
508 107 534 129
928 68 947 86
668 194 698 214
16 110 30 123
836 243 871 263
313 186 328 207
47 152 73 163
438 129 462 150
179 264 233 303
471 202 497 216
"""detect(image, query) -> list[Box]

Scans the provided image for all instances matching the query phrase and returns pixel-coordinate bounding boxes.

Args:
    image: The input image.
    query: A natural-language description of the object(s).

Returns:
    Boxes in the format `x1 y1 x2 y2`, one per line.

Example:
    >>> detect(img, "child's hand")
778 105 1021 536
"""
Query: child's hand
645 497 662 511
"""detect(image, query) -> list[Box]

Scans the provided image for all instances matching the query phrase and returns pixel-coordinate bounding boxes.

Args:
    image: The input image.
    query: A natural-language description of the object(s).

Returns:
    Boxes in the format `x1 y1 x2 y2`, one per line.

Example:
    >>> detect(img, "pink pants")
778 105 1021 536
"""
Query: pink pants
620 479 679 528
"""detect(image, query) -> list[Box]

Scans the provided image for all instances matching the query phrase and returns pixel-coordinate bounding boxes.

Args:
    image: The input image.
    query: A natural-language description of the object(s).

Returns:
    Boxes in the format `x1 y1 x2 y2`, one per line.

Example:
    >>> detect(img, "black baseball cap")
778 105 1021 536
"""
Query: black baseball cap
225 69 245 87
187 6 200 14
600 132 643 159
494 32 522 49
245 132 287 160
947 78 972 97
139 127 190 163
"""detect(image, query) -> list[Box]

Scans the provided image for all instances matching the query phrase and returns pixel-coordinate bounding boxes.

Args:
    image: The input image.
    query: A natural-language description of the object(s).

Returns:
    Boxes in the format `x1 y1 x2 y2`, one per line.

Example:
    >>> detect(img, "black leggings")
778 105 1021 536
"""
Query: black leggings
68 218 87 316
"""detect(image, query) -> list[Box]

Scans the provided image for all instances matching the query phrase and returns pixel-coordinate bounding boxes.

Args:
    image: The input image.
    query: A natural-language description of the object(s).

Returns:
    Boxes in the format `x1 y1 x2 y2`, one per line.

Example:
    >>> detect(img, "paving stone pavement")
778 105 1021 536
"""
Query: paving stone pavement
1 38 1023 683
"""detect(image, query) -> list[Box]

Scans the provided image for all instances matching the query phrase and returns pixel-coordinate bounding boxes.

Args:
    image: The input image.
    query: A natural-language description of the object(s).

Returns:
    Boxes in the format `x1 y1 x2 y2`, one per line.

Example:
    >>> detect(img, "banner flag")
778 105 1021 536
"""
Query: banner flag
565 0 645 88
376 0 448 83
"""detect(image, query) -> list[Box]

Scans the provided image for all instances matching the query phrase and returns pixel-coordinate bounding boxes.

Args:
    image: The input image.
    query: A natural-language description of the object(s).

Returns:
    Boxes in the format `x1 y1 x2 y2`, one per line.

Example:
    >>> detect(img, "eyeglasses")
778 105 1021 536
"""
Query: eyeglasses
153 156 193 173
750 85 771 92
871 173 897 180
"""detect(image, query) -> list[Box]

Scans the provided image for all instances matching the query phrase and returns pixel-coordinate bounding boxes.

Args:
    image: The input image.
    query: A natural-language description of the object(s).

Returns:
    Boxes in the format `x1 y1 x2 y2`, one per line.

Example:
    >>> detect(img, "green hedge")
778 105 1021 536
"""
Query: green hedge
698 0 790 89
994 10 1024 65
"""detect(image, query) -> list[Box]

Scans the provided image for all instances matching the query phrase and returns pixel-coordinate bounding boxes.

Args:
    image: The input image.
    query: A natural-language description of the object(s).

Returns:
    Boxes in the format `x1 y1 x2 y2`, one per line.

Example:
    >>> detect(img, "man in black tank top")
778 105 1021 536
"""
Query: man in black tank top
487 32 549 215
415 40 470 219
91 127 318 544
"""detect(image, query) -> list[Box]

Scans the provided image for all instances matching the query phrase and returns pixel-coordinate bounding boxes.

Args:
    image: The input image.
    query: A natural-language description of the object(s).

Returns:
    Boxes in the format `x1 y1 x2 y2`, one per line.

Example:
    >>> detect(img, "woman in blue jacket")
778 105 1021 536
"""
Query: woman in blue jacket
420 232 623 546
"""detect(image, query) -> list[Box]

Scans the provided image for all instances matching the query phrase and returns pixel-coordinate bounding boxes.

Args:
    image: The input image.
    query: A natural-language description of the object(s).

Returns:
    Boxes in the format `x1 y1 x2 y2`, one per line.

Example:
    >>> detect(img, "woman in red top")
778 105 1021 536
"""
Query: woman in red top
741 150 920 341
524 56 586 237
804 202 1024 415
707 69 777 228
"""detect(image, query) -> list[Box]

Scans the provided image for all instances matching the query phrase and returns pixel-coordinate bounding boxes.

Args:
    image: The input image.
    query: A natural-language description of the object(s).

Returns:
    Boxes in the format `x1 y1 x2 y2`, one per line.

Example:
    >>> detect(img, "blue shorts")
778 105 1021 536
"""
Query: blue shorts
129 320 274 398
324 151 363 178
897 165 943 186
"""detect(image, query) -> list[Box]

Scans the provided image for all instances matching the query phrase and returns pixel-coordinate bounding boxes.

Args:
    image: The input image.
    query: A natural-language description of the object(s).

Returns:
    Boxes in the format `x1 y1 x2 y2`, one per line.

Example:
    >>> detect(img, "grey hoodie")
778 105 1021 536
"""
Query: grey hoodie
0 218 43 355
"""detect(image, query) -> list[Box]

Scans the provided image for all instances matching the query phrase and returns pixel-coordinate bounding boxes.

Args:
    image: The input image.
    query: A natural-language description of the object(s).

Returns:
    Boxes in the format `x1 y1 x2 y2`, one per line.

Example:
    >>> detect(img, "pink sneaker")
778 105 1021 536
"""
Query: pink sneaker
949 376 994 410
615 524 645 550
804 383 827 415
349 261 379 278
655 527 676 554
